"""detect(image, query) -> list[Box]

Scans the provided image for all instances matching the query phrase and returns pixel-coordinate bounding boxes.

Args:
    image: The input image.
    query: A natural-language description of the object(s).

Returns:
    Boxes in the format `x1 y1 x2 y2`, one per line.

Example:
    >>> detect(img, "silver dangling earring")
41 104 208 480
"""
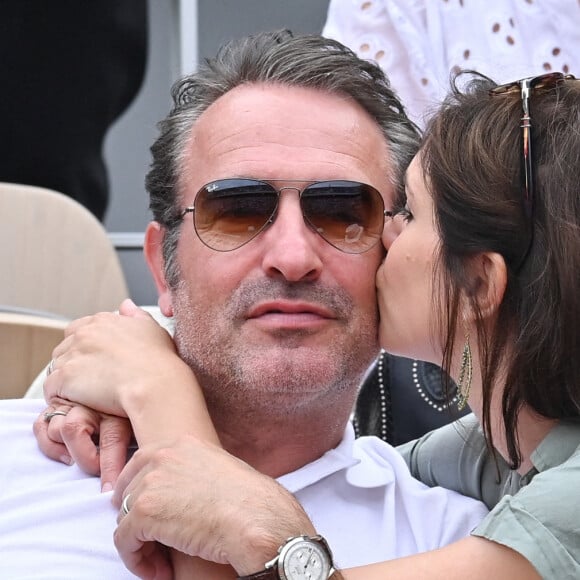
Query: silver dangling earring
457 334 472 411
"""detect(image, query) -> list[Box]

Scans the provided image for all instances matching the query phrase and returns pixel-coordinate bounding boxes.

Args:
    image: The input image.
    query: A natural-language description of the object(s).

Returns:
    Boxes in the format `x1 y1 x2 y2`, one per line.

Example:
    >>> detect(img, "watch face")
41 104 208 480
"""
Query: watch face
279 538 331 580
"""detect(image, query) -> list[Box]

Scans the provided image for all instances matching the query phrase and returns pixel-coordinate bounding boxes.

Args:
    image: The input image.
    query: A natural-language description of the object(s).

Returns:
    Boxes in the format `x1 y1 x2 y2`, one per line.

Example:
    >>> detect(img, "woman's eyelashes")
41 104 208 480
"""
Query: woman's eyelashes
397 206 413 222
388 199 413 222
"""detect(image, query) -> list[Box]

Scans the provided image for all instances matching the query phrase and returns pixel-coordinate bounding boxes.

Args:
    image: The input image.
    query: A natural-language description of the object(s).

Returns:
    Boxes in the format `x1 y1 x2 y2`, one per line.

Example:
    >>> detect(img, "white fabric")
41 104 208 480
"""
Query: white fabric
0 398 134 579
323 0 580 126
285 424 488 568
0 398 487 577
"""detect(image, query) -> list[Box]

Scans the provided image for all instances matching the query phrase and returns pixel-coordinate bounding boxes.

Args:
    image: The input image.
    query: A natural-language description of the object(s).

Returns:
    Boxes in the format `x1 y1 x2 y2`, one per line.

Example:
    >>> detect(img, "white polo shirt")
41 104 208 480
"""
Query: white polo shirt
0 398 487 577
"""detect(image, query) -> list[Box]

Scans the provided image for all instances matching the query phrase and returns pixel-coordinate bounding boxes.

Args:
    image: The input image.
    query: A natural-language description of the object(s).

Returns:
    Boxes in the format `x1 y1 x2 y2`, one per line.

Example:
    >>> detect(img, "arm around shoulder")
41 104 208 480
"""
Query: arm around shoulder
341 536 539 580
397 413 508 508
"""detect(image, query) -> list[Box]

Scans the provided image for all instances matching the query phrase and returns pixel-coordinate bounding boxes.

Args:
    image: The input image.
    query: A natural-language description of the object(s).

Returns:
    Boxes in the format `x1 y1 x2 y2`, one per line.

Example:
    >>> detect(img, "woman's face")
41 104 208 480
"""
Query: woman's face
377 154 442 363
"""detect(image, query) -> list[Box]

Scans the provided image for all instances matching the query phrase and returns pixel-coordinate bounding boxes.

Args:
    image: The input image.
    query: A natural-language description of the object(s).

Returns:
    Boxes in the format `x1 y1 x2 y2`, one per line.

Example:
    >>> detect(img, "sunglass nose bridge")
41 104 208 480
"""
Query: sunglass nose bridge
277 185 303 195
269 186 308 227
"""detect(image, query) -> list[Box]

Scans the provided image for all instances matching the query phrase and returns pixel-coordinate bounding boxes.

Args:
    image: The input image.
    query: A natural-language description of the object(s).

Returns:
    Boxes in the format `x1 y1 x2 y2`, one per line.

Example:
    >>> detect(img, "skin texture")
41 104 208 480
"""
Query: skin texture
37 87 551 580
377 156 441 363
41 83 396 578
146 83 393 477
38 155 541 580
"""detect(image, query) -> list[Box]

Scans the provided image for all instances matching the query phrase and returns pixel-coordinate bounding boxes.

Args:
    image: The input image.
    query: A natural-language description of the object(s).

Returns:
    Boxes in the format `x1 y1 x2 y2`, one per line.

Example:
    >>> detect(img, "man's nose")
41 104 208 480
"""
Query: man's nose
260 190 323 282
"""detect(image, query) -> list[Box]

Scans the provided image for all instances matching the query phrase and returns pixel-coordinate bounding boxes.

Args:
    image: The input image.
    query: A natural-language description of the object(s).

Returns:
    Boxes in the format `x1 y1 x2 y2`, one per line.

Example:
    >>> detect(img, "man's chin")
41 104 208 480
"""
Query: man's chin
237 345 349 390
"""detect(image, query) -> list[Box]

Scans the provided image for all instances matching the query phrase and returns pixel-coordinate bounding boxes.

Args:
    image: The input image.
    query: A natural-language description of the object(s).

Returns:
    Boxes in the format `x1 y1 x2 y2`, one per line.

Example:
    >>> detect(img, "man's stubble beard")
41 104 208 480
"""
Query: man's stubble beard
171 278 380 418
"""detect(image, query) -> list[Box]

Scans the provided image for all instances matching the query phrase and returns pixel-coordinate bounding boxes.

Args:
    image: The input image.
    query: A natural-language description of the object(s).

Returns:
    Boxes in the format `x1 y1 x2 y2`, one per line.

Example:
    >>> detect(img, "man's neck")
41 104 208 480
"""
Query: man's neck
208 399 354 478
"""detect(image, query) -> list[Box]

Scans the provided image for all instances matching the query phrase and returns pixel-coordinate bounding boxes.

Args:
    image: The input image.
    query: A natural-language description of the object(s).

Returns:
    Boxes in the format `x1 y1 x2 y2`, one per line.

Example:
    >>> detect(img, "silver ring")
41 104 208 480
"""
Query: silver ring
121 494 131 516
44 410 68 422
47 358 56 376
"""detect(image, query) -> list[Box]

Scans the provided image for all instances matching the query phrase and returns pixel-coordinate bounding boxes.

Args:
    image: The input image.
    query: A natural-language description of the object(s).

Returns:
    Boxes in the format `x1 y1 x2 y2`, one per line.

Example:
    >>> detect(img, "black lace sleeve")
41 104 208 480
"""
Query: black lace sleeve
353 351 470 445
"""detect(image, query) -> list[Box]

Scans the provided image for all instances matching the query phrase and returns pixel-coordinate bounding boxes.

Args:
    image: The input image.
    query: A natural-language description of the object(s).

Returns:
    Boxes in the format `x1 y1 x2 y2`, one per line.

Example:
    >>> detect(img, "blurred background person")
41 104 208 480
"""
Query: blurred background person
0 0 148 221
323 0 580 126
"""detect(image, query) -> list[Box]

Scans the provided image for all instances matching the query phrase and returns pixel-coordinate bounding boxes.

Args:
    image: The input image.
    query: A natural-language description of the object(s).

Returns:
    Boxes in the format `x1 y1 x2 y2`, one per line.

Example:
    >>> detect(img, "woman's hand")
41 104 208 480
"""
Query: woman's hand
43 300 181 417
36 299 219 484
43 299 218 447
33 402 133 491
112 435 316 578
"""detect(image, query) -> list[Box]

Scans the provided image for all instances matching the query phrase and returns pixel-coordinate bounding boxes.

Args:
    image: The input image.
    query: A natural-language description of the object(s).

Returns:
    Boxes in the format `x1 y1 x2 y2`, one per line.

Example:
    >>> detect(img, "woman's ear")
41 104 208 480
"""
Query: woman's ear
144 221 174 317
463 252 507 322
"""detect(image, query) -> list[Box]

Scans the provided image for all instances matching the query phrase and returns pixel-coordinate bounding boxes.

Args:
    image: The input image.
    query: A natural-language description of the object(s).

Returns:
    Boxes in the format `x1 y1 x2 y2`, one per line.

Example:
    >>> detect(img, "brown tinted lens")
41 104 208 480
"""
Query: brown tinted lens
194 179 278 251
300 181 384 253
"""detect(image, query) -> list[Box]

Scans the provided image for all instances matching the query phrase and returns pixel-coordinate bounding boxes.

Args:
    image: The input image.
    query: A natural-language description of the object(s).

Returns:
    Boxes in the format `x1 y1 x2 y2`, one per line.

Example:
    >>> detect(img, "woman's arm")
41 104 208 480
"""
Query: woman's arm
39 302 579 578
343 536 538 579
111 433 541 580
114 411 579 579
397 414 511 508
42 300 232 579
43 300 219 447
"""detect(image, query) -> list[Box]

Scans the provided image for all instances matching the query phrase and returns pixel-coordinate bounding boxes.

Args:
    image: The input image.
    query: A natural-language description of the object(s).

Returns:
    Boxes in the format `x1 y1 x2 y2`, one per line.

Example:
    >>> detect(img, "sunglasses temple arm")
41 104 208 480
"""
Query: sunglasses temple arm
520 83 534 219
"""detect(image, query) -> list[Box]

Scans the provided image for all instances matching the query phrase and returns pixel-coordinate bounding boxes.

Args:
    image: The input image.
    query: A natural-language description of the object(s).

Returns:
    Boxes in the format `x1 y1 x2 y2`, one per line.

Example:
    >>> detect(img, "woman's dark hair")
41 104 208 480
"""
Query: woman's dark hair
421 73 580 468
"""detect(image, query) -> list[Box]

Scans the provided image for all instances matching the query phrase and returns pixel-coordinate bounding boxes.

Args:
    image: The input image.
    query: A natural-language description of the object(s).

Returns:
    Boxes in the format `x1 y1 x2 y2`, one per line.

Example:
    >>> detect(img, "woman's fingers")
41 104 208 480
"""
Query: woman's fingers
97 415 134 491
33 403 134 484
32 404 74 465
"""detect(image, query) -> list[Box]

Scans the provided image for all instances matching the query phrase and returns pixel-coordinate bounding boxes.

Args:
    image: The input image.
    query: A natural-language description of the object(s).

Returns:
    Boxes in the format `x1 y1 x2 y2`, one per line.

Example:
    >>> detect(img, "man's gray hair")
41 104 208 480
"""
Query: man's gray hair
145 30 420 286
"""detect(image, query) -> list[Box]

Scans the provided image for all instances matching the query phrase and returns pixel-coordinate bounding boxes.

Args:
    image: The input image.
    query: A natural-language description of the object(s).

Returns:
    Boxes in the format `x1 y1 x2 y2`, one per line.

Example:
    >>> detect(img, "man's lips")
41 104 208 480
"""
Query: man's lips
247 300 335 320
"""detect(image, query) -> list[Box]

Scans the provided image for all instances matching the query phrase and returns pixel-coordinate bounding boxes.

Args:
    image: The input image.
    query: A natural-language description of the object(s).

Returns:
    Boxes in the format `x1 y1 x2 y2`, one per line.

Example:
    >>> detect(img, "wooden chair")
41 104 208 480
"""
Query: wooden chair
0 182 129 320
0 312 68 399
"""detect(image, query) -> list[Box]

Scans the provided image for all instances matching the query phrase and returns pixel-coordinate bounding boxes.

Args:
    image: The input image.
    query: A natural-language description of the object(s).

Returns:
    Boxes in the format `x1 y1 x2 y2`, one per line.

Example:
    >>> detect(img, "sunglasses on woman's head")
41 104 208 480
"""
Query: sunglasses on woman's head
489 72 577 269
180 178 388 253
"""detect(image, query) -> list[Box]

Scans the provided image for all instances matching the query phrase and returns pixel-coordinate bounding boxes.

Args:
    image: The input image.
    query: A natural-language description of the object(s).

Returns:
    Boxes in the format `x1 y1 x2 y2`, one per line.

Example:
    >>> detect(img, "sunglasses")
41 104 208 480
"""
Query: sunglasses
180 178 387 253
489 72 576 267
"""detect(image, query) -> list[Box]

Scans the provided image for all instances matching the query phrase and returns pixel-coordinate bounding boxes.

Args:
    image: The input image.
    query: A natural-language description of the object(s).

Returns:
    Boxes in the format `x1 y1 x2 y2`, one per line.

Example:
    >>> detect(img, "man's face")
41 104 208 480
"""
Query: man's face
150 83 394 417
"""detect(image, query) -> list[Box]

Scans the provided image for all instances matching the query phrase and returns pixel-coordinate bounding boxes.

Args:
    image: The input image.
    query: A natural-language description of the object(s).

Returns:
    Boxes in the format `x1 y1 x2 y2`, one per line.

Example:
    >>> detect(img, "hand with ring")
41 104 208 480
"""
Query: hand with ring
112 436 315 579
36 299 227 577
46 357 56 376
36 299 217 489
42 300 181 417
44 409 68 422
34 401 133 490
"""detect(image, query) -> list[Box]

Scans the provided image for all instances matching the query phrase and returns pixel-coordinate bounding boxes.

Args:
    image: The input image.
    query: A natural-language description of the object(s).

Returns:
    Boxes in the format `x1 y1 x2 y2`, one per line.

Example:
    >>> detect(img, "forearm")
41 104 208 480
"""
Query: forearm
172 554 345 580
341 536 539 580
186 510 536 580
119 363 220 448
172 551 237 580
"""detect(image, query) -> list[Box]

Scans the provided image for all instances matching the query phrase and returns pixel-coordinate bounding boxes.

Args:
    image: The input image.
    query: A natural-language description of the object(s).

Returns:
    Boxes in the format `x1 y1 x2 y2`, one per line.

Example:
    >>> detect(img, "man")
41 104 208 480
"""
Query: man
0 31 486 578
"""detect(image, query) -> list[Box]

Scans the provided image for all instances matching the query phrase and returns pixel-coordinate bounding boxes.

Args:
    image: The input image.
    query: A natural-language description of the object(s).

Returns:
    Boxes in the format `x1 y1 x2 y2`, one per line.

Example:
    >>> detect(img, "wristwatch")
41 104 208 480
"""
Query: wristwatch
237 535 335 580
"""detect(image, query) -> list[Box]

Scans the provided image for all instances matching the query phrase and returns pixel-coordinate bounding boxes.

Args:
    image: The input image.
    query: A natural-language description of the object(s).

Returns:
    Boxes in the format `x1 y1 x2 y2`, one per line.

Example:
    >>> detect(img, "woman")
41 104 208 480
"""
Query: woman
41 71 580 579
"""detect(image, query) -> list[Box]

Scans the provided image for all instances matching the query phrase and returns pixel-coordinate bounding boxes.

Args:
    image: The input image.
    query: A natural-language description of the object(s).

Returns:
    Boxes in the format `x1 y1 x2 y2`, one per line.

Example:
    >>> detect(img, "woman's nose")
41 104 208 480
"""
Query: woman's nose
382 213 404 249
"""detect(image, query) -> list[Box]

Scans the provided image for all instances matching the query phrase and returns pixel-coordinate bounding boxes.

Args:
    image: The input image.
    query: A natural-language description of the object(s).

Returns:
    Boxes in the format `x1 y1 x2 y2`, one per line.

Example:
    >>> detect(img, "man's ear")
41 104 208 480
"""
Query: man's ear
144 221 174 317
464 251 507 322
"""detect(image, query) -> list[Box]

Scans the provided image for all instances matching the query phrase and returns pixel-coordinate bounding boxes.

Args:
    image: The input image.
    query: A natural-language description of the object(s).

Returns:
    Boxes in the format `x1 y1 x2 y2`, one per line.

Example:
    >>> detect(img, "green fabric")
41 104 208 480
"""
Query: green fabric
398 414 580 579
